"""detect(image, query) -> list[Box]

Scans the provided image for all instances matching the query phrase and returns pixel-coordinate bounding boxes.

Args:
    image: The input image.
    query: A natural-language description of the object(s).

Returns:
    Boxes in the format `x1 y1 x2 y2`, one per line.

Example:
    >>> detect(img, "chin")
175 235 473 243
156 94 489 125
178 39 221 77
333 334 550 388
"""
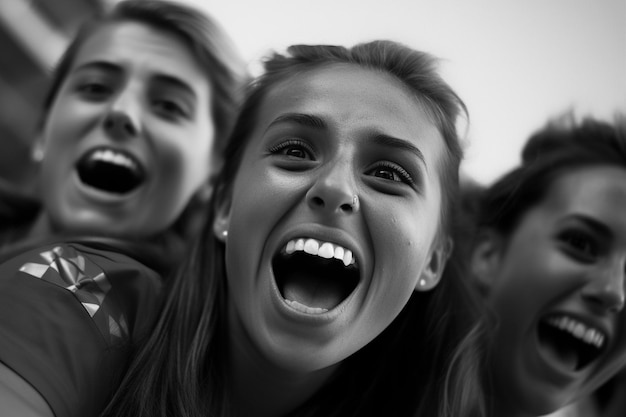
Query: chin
500 380 571 417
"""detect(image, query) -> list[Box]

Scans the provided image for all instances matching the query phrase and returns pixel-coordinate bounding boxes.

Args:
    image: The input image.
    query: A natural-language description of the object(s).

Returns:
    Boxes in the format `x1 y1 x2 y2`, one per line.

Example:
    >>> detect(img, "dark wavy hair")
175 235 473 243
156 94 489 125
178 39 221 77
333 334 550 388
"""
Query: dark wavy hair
102 40 485 417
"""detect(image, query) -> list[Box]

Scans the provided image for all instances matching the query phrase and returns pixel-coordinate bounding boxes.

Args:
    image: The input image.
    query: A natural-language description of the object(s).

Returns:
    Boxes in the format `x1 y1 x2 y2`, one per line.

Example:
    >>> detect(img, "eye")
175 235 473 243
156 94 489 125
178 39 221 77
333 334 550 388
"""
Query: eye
268 139 315 160
77 82 112 100
366 161 414 185
559 229 598 261
153 99 188 119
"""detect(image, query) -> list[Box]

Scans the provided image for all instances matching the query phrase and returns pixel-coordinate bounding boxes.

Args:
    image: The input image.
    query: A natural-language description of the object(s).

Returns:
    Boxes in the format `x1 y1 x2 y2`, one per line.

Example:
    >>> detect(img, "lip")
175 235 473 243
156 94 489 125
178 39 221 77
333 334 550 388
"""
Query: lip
533 310 612 381
269 224 366 322
72 145 148 204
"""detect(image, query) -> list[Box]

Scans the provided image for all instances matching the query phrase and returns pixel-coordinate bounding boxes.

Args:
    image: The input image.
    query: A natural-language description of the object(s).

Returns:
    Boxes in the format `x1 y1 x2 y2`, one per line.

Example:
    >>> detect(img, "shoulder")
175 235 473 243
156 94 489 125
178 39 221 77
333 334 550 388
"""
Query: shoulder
0 241 167 417
0 241 165 338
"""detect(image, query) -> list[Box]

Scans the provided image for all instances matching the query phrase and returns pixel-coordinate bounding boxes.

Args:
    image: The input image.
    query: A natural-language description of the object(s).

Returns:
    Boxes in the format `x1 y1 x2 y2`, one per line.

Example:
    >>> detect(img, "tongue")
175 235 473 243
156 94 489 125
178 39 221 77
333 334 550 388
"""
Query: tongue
540 335 579 372
282 271 345 311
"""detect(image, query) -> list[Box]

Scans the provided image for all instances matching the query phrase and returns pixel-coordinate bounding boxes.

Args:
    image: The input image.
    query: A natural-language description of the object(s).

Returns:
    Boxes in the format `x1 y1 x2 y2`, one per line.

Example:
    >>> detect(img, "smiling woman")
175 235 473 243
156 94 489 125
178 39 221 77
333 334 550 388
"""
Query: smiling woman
102 41 485 417
0 1 248 416
469 114 626 417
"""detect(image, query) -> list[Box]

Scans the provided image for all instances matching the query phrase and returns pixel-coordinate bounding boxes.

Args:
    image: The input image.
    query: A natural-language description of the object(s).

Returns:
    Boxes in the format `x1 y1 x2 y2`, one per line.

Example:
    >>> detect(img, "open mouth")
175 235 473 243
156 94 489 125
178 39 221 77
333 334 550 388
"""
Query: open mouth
272 238 360 314
76 147 145 194
538 314 607 372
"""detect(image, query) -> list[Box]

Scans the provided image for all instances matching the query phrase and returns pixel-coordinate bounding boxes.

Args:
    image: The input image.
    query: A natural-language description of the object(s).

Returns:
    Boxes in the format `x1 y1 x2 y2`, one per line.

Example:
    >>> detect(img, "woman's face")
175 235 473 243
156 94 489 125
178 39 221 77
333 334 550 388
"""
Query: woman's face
475 165 626 416
38 21 214 237
215 64 449 373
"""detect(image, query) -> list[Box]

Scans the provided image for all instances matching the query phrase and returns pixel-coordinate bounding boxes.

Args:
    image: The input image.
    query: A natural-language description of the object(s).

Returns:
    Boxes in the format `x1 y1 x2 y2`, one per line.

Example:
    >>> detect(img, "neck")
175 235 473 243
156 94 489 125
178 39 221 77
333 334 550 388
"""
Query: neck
227 313 337 417
25 212 55 241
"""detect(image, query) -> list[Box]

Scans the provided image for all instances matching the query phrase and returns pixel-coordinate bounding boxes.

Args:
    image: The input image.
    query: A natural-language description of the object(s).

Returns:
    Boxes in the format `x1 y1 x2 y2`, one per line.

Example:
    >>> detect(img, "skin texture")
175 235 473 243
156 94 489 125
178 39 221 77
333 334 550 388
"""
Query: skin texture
473 165 626 417
0 363 54 417
214 64 449 416
34 21 214 238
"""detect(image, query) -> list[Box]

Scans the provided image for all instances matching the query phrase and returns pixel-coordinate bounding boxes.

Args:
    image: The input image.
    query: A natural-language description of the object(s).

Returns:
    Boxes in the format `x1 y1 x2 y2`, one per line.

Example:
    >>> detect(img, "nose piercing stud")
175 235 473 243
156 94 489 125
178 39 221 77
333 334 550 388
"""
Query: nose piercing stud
351 194 359 210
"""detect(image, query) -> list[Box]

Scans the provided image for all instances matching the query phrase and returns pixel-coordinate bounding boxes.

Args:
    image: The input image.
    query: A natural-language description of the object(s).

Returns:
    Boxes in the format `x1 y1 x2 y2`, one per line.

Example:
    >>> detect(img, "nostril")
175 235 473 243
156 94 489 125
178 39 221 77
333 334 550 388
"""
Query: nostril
105 112 136 137
310 196 325 208
339 202 353 213
584 292 625 314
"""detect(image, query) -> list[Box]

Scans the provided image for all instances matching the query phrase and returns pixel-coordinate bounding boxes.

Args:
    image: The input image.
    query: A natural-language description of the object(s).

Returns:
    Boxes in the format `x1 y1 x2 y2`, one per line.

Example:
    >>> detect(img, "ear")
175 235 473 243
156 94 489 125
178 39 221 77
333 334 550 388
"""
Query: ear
470 229 504 294
212 186 231 242
414 236 452 292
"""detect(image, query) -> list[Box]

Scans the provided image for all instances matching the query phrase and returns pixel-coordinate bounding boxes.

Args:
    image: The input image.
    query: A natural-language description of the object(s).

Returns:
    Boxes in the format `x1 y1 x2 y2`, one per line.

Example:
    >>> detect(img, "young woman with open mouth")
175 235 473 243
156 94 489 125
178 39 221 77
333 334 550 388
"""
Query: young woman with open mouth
102 41 486 417
470 115 626 417
0 1 247 416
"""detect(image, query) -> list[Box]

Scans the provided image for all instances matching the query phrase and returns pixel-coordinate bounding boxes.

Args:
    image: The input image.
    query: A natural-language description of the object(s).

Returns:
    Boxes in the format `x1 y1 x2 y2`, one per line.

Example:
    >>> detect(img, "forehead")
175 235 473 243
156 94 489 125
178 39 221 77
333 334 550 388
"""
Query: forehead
71 20 208 85
257 63 445 163
546 165 626 211
522 166 626 237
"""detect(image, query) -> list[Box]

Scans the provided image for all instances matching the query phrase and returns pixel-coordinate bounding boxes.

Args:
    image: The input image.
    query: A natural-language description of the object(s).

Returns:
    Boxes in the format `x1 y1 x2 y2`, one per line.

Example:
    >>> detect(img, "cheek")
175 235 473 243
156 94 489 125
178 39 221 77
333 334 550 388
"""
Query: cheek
155 131 212 192
369 207 438 293
45 95 101 140
489 245 570 319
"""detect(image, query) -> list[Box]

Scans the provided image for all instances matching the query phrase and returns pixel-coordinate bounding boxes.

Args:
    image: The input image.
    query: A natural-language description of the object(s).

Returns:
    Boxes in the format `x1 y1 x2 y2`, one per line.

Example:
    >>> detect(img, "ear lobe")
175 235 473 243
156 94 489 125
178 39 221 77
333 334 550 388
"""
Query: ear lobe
471 230 503 293
414 237 452 292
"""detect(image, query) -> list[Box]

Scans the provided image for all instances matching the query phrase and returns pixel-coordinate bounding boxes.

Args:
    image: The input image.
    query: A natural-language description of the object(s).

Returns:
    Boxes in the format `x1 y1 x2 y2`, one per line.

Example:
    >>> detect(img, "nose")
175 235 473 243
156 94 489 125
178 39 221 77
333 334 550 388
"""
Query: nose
306 162 359 216
581 263 626 314
103 91 140 139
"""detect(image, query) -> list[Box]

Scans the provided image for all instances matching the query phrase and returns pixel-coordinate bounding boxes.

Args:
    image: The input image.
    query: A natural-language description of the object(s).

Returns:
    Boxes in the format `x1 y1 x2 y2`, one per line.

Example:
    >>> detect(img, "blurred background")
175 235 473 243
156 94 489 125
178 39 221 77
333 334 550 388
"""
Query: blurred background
1 0 624 188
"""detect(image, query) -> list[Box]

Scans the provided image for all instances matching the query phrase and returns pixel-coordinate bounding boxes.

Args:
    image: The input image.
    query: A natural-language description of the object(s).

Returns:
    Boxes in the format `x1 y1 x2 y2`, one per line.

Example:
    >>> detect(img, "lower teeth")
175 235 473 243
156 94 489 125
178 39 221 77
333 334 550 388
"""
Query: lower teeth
285 299 328 314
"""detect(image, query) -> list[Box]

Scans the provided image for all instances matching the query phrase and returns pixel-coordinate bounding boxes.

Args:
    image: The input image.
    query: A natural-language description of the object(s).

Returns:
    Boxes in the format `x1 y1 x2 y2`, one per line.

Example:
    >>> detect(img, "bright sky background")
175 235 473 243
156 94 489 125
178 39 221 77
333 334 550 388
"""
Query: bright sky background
176 0 624 184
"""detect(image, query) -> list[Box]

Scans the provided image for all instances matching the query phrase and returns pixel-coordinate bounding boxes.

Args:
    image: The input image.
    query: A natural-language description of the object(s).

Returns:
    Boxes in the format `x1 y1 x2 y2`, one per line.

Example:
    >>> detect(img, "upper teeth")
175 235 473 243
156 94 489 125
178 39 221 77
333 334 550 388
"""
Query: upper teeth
91 149 137 170
546 316 606 349
284 238 356 267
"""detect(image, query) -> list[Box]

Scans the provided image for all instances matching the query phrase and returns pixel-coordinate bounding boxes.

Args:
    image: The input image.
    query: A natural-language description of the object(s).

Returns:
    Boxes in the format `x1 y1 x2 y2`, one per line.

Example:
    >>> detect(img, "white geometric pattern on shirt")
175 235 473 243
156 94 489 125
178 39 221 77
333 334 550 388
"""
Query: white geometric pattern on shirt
18 246 129 339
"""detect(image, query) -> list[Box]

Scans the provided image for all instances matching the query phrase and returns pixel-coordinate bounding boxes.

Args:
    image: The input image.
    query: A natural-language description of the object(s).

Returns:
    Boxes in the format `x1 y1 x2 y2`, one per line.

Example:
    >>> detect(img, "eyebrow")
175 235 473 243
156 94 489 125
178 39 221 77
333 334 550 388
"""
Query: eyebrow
72 61 197 99
371 133 427 170
152 74 198 100
568 214 612 239
266 112 427 168
73 61 122 76
266 112 327 130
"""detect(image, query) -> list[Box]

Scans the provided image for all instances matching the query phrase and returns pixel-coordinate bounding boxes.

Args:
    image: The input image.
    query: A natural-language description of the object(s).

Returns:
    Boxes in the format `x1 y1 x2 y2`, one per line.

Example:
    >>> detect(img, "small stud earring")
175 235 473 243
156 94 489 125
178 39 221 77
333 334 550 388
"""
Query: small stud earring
419 279 426 287
222 230 228 238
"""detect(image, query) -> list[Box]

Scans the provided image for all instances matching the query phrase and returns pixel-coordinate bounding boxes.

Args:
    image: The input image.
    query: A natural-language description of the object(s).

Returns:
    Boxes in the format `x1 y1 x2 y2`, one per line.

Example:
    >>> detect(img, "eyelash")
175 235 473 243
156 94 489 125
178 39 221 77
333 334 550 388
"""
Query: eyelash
76 81 112 99
268 139 316 159
366 161 415 186
269 140 416 185
559 229 598 261
153 99 188 119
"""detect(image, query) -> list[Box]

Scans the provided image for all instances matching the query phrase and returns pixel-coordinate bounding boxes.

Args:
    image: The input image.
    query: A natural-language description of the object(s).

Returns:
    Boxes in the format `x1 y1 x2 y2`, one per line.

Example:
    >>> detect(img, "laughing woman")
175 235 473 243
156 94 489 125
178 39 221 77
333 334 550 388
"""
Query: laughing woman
0 1 247 416
102 41 485 417
1 0 247 257
470 114 626 417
